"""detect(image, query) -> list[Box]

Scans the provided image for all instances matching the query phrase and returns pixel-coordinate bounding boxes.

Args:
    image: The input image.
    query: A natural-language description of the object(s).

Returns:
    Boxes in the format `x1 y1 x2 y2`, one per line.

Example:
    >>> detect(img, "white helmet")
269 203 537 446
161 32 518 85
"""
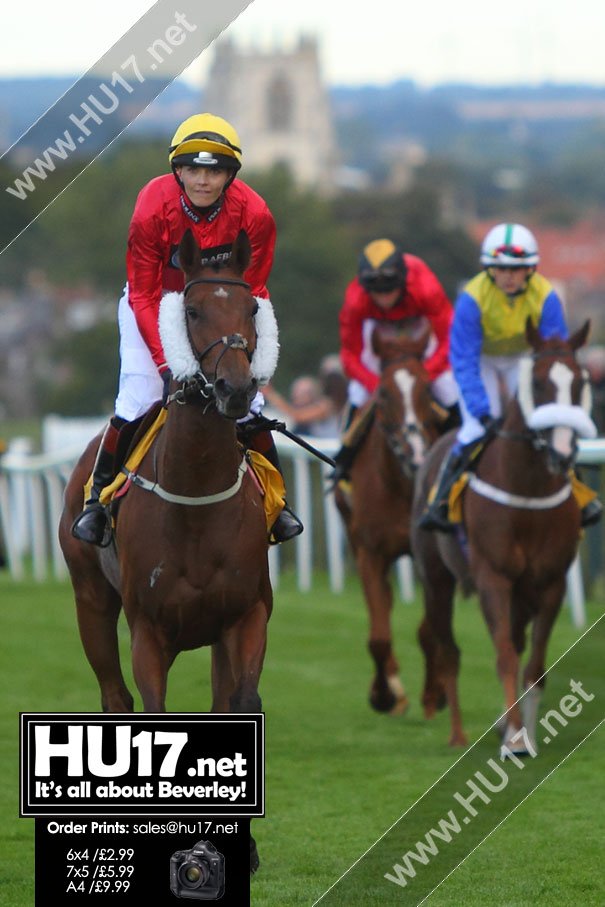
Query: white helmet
480 223 539 268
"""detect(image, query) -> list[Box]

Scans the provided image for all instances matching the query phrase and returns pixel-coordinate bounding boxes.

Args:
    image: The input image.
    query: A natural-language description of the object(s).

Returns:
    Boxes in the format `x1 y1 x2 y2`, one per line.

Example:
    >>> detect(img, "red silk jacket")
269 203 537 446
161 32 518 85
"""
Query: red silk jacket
126 174 276 370
339 254 453 391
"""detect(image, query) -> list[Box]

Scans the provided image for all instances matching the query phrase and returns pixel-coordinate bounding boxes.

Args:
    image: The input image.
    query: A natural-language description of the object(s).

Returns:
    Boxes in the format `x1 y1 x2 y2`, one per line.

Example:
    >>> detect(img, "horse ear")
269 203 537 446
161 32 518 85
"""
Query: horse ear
525 316 541 351
231 230 252 275
178 229 201 274
569 319 591 352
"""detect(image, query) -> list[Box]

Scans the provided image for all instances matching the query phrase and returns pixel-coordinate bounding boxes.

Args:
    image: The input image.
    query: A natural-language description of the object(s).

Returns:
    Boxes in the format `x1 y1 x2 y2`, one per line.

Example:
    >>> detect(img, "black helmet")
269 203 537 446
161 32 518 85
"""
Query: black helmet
358 239 407 293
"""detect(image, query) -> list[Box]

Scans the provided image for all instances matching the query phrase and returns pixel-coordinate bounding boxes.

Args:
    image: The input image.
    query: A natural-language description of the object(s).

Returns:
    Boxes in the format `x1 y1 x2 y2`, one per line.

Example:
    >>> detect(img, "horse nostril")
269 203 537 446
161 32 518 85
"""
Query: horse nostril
214 377 233 399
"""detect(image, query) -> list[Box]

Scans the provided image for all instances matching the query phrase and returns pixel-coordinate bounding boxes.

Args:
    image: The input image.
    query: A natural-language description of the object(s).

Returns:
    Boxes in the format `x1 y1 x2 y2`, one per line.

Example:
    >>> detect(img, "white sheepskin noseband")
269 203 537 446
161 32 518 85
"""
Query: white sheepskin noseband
159 292 279 384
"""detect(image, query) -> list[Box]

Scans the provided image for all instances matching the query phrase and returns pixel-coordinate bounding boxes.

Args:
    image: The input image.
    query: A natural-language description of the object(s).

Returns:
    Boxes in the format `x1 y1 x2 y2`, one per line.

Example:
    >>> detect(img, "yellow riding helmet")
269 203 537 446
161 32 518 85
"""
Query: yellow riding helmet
168 113 242 171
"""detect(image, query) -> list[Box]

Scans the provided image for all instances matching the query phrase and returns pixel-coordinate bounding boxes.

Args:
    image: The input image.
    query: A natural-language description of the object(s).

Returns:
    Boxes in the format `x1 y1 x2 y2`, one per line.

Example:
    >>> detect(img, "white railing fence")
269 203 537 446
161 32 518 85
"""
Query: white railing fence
0 422 603 628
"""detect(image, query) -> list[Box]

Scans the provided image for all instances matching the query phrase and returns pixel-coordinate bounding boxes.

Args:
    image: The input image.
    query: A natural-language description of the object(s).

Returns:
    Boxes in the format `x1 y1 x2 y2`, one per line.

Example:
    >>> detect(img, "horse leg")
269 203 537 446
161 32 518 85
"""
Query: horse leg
475 570 523 756
212 601 268 877
211 640 235 712
357 547 408 715
418 562 467 747
520 578 567 754
214 601 268 714
131 621 173 712
71 565 133 712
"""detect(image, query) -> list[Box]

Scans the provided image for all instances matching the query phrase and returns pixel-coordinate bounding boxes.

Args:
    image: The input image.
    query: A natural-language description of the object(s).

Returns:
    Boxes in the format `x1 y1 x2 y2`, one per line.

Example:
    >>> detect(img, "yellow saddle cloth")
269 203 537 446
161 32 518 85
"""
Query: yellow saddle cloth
84 409 285 532
446 471 597 525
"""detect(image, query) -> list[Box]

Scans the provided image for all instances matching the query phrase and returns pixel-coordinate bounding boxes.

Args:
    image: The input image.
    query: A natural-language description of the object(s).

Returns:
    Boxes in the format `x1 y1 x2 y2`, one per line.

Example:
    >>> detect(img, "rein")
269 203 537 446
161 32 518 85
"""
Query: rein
495 425 550 452
471 420 573 511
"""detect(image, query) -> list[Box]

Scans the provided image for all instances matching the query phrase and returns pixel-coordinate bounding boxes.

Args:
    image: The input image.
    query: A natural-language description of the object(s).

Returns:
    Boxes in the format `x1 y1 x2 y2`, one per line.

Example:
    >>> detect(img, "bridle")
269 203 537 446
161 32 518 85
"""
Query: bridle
183 276 251 294
377 359 433 479
381 421 423 479
494 349 589 470
167 275 255 407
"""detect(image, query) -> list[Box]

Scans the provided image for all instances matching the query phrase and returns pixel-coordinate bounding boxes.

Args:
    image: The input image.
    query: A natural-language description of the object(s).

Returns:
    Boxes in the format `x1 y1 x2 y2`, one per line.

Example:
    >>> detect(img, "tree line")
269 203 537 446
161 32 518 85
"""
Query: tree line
0 139 493 416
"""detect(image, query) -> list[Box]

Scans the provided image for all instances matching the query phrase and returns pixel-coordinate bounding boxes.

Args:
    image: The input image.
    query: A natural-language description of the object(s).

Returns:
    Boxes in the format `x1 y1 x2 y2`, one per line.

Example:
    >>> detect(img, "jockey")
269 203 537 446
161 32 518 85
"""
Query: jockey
330 238 459 484
71 113 303 546
419 222 603 532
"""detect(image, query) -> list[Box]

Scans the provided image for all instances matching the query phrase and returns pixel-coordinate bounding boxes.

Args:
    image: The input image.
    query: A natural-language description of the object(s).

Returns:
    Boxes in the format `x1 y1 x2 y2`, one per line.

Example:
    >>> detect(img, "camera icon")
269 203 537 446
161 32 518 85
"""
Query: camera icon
170 840 225 900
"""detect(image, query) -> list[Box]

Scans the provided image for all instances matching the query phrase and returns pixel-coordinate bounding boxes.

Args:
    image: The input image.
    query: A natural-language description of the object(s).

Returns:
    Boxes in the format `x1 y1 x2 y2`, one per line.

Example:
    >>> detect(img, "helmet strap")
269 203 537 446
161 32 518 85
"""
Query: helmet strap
179 190 225 224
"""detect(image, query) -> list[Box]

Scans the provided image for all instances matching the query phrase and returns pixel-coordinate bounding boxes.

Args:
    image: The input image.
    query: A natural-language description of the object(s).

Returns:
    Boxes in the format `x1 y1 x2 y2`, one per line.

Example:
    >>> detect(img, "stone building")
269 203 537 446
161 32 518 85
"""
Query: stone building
203 37 339 192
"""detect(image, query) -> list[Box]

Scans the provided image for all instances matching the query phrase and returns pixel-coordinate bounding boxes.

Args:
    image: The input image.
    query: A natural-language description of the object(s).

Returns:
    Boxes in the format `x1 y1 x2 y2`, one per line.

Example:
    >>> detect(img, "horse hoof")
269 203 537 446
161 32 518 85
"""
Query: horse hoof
369 676 408 714
369 692 396 713
389 695 410 716
500 743 536 760
422 690 447 718
449 732 468 747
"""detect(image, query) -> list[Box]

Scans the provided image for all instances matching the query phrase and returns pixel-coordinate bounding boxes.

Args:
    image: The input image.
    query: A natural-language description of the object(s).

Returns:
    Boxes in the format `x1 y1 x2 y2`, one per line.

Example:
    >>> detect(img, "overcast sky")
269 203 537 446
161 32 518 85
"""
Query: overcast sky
3 0 605 89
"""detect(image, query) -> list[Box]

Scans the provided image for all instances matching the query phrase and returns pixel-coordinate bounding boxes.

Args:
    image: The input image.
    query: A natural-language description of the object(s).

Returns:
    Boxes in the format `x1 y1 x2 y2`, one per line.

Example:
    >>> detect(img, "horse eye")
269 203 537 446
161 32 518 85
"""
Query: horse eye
185 306 198 321
251 301 259 316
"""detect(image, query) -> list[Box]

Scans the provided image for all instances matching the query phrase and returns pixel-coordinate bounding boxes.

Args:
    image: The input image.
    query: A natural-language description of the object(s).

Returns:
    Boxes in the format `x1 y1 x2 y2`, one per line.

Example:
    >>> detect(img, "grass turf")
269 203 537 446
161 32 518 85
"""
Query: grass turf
0 570 603 906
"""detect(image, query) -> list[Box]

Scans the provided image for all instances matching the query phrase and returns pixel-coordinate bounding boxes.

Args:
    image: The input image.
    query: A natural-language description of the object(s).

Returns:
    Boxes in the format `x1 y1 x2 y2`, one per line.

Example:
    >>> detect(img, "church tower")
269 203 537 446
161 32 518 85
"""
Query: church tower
203 37 338 193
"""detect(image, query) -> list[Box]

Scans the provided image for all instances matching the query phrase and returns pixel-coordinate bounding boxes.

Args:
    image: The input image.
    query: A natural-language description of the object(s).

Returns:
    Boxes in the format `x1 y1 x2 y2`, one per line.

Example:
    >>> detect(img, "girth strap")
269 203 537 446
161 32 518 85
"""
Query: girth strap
468 474 572 510
123 456 248 506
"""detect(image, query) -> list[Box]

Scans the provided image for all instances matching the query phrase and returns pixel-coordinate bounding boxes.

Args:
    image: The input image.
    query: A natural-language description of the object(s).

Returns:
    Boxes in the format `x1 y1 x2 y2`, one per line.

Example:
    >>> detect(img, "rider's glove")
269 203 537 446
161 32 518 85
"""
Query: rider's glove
161 368 172 408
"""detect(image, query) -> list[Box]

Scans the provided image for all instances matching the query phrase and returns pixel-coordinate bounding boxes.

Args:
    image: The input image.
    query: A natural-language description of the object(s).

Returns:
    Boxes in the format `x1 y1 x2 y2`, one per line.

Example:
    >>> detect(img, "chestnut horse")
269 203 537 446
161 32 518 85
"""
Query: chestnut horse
334 327 443 714
411 321 596 753
59 230 273 870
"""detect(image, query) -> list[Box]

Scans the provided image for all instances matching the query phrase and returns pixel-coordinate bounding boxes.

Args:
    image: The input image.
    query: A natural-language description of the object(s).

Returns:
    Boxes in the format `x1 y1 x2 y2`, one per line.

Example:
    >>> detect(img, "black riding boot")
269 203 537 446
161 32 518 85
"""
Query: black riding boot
440 402 462 433
328 403 360 488
418 445 466 533
271 504 304 544
71 419 123 547
250 429 304 543
581 498 603 527
574 466 603 527
328 443 358 488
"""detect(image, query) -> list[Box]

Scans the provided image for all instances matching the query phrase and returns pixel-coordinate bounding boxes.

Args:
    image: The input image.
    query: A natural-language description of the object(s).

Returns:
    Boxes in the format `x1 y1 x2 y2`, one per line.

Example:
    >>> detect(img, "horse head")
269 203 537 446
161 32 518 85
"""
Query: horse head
371 325 441 474
517 318 597 472
159 229 277 420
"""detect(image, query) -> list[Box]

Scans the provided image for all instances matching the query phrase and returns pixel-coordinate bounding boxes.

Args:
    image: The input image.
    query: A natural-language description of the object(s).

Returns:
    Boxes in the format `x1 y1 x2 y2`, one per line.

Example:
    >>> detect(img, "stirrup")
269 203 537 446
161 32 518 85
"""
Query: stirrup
71 502 113 547
270 505 304 544
418 502 457 534
581 498 602 528
327 462 349 490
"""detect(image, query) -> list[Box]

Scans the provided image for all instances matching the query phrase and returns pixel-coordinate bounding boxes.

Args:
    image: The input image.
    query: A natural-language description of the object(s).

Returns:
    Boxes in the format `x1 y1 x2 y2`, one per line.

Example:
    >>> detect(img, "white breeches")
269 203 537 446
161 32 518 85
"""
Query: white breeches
114 288 163 421
457 352 525 445
114 286 264 422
